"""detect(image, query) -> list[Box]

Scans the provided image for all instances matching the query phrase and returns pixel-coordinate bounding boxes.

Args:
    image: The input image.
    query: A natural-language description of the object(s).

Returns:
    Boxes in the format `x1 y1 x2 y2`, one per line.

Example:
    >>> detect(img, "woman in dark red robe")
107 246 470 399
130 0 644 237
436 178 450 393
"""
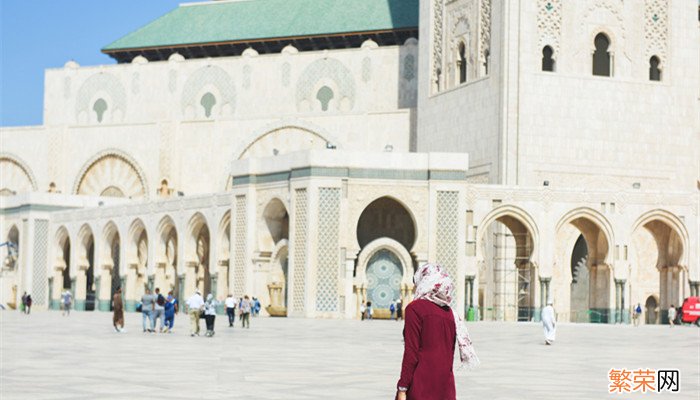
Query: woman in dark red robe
396 263 479 400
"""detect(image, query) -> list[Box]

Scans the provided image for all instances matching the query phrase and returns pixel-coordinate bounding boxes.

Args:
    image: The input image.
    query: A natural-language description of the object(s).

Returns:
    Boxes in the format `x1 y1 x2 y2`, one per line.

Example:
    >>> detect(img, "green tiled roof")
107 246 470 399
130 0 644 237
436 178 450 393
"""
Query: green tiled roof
103 0 419 51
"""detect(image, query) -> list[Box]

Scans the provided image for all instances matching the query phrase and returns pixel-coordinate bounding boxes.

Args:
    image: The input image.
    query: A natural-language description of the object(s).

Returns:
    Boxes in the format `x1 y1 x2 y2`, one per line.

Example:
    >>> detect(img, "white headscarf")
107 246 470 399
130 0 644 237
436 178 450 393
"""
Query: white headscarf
413 263 480 369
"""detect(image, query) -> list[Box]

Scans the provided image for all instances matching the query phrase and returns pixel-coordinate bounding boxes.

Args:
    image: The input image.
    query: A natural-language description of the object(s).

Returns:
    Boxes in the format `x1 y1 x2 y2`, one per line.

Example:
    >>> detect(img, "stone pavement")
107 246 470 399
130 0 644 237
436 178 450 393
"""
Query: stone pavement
1 311 698 400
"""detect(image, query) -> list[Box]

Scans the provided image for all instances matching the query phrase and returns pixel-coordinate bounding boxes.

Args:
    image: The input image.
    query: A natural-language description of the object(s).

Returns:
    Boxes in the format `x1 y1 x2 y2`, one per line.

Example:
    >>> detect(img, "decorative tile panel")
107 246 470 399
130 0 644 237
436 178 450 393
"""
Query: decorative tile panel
537 0 562 55
233 195 247 296
644 0 668 62
292 189 308 313
436 191 459 306
315 188 340 312
33 220 49 306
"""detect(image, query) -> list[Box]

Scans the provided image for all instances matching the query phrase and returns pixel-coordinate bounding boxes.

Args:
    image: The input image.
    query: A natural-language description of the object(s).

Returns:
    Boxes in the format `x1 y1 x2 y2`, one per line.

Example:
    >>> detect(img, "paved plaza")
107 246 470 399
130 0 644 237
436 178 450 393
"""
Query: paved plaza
1 311 698 400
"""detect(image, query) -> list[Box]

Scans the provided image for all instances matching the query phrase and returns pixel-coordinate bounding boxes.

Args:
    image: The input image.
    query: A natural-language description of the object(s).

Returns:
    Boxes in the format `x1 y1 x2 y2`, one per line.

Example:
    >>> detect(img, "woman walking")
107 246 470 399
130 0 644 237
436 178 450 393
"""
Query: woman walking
204 294 218 337
396 263 479 400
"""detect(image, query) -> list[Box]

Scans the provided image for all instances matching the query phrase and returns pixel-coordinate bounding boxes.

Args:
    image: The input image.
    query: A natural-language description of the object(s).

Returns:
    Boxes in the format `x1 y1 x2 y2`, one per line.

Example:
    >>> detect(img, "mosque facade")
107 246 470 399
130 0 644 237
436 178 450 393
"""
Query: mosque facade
1 0 698 324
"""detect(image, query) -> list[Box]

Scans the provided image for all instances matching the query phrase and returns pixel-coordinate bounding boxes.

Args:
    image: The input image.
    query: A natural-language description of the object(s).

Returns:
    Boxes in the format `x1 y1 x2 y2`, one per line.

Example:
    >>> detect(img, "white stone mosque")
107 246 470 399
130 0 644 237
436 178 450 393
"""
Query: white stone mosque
1 0 698 324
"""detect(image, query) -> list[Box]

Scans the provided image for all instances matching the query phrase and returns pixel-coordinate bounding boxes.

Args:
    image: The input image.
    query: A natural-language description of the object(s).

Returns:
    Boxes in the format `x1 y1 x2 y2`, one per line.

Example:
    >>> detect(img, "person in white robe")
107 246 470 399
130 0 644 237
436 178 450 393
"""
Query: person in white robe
541 301 556 345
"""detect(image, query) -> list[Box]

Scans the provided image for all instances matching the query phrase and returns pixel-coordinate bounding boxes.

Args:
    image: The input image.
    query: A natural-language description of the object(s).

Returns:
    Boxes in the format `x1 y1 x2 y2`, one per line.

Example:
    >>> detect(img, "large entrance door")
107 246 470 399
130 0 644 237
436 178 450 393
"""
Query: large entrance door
366 249 402 318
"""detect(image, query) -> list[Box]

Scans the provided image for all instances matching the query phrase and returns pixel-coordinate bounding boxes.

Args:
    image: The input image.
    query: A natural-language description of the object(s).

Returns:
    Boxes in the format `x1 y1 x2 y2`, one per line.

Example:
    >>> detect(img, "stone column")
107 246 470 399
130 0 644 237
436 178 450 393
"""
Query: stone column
177 275 186 313
184 262 197 298
614 279 621 323
74 265 88 311
344 258 355 319
620 279 627 324
354 285 363 319
98 266 112 311
154 263 167 293
217 262 229 298
51 268 64 310
690 281 700 297
125 263 139 312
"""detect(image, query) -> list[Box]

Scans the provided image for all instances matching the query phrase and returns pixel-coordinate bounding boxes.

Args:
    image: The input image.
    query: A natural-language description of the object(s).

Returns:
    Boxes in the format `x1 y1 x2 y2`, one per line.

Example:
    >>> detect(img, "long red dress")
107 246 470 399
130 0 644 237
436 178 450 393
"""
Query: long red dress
398 298 457 400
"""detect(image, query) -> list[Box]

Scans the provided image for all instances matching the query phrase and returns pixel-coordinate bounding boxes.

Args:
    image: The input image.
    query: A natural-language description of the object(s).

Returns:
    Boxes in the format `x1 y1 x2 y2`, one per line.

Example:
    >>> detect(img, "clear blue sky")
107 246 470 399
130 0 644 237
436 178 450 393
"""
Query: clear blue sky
0 0 183 127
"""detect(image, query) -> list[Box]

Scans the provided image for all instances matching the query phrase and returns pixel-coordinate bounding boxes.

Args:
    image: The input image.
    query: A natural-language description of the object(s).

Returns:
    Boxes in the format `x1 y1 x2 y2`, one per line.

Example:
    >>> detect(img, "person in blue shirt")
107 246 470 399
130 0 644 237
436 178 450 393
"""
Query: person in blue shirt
164 291 178 333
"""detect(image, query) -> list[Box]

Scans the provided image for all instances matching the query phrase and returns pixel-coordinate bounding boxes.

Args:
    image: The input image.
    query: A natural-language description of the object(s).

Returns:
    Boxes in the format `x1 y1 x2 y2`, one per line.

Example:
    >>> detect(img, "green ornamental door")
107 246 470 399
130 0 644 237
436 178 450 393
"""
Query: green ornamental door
366 249 403 317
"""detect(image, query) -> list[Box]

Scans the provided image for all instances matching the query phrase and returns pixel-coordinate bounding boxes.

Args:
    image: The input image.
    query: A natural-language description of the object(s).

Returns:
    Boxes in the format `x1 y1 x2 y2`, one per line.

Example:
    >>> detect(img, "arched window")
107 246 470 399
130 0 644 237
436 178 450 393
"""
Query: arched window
316 86 334 111
200 92 216 118
592 33 611 77
458 43 467 83
93 98 108 123
649 56 661 81
542 46 555 72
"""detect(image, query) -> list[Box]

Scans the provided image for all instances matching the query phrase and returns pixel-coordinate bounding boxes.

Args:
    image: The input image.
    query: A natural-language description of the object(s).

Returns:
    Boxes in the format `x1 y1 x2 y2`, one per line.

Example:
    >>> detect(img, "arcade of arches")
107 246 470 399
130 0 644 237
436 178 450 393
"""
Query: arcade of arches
6 179 697 324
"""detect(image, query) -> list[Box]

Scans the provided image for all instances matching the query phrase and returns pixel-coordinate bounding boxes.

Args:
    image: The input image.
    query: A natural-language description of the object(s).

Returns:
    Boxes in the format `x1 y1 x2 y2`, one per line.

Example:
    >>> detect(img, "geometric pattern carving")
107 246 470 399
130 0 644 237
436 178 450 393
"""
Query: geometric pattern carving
32 219 49 306
292 189 308 313
296 58 355 112
479 0 492 69
366 249 402 309
0 155 37 194
75 73 126 123
233 195 247 297
315 188 340 312
432 0 445 89
181 65 236 117
644 0 668 63
436 191 459 306
74 151 147 198
537 0 562 55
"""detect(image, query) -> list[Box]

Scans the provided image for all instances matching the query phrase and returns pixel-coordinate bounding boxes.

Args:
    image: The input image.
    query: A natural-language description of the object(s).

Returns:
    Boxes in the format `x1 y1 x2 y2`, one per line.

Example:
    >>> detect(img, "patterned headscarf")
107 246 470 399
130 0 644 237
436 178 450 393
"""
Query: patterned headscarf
413 263 480 369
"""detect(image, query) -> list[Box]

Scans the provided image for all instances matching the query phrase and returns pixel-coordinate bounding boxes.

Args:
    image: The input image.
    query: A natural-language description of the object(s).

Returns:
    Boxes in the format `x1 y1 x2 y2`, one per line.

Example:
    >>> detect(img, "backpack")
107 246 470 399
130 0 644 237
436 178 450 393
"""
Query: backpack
156 294 165 306
390 304 396 312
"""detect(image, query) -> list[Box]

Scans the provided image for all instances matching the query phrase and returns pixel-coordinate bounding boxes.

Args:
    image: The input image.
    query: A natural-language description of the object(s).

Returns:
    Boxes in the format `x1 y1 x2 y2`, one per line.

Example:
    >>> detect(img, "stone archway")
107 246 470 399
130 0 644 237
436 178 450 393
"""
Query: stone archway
631 211 688 324
258 199 290 316
555 208 614 323
645 295 659 325
216 211 231 304
156 216 178 298
2 225 20 308
99 221 121 311
185 213 211 299
355 238 414 319
354 197 417 319
476 206 538 322
73 150 149 199
76 224 96 311
125 219 148 311
51 227 71 310
4 225 19 271
0 154 37 195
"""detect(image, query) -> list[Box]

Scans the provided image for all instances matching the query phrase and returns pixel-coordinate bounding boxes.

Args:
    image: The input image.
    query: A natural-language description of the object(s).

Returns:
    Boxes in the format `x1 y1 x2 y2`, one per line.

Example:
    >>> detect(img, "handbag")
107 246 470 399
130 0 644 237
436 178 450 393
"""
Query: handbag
199 309 206 319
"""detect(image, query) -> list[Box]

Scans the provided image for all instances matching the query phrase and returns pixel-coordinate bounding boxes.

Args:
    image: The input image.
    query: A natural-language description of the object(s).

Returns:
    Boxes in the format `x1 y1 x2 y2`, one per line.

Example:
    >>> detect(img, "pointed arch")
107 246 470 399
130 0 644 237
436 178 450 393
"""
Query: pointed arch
73 148 150 199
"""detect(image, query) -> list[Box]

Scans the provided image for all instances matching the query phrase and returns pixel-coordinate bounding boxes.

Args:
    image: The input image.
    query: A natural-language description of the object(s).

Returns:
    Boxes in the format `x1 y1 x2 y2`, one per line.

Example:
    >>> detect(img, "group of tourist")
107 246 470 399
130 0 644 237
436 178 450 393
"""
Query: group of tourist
184 291 256 337
136 287 178 334
107 287 258 336
359 299 404 321
632 302 680 327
